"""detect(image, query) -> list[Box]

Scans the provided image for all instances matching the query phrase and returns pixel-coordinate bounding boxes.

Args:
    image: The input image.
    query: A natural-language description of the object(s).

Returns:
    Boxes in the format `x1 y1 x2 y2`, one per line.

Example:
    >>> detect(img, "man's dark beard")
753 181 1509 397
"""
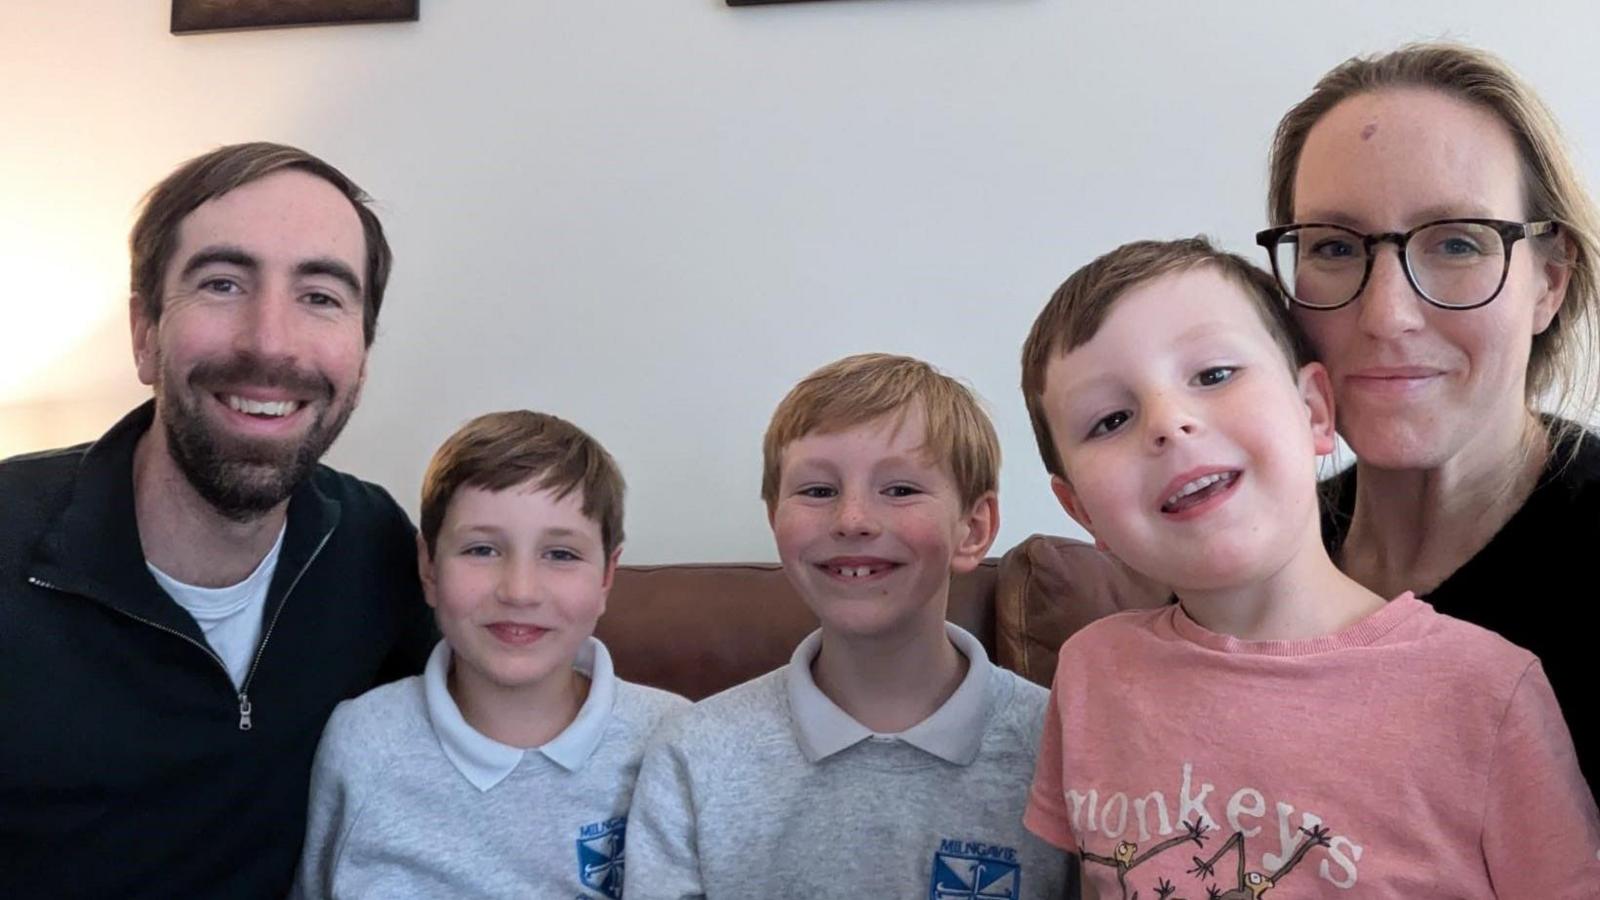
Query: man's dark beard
158 353 356 522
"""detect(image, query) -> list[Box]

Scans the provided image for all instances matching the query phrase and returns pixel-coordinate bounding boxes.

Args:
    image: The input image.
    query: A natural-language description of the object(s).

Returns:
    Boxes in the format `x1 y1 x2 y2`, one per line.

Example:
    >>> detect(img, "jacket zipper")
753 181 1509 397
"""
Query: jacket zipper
27 526 334 733
27 575 250 726
233 526 335 729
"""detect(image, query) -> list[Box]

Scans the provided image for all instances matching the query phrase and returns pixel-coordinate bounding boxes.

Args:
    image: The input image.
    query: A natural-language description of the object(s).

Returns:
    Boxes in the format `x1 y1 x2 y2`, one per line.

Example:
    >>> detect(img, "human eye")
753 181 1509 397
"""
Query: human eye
1087 410 1130 439
1420 224 1492 259
302 289 345 309
1300 231 1361 264
544 547 582 563
796 485 836 500
882 483 923 498
1192 366 1238 387
460 543 498 558
198 275 244 295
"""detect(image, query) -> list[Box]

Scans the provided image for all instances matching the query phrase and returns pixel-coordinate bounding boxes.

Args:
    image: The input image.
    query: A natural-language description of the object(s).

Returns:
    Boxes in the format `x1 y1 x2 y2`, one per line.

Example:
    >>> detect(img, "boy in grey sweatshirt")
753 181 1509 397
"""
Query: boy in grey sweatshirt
624 354 1071 899
293 411 687 900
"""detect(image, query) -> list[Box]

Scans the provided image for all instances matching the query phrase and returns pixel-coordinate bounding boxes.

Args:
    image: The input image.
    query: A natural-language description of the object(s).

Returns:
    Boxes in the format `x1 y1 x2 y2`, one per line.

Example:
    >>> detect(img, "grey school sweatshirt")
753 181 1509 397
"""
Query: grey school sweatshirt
623 623 1070 900
292 638 688 900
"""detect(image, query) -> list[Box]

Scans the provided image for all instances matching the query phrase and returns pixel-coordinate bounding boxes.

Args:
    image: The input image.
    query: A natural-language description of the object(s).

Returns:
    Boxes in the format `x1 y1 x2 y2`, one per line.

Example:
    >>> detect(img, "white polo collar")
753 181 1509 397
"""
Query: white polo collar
784 622 992 766
422 636 617 791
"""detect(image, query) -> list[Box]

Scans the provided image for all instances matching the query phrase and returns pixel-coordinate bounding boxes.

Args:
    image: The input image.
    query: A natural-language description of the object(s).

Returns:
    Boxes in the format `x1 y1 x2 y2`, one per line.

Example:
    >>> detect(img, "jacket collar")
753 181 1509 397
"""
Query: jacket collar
28 400 341 639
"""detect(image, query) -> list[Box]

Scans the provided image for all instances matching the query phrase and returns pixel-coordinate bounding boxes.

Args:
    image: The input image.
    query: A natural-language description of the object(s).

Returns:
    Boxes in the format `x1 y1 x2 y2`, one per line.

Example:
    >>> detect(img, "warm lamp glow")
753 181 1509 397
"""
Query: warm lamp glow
0 206 127 403
0 196 143 457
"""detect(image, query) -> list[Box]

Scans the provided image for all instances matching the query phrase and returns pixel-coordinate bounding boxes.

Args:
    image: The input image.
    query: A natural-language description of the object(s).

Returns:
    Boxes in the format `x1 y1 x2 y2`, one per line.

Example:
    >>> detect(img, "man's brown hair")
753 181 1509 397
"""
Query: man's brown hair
129 141 393 346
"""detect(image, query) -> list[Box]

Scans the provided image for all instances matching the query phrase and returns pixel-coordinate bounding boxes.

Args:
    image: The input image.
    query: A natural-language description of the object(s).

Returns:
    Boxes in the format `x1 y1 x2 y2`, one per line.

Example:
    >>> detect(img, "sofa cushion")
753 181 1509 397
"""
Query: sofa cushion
993 534 1171 688
598 560 1000 701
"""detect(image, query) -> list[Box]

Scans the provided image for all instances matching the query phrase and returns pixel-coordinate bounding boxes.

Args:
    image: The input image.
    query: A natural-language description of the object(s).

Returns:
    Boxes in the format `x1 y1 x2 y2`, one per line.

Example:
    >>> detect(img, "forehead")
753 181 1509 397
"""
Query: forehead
1044 268 1277 391
1294 87 1525 224
168 169 366 281
443 482 600 539
780 405 938 471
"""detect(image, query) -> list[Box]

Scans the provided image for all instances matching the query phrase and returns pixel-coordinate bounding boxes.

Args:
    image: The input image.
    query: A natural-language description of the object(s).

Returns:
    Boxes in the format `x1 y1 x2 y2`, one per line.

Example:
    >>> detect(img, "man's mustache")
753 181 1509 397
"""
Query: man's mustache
187 353 334 401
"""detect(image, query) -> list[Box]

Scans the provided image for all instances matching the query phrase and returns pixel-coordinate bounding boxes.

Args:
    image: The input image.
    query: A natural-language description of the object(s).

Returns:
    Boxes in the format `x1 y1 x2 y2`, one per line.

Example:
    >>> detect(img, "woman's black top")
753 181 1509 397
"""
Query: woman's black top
1323 424 1600 794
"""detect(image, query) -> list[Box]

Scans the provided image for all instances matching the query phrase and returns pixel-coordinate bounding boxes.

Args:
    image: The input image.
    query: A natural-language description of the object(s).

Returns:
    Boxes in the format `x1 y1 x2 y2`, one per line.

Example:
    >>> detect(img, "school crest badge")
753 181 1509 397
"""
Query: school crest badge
577 816 627 899
929 839 1022 900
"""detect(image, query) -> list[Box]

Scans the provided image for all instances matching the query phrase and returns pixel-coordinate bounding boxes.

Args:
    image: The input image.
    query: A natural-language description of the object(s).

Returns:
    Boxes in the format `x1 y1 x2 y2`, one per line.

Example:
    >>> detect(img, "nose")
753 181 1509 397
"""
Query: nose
1356 246 1427 339
237 282 296 359
831 489 880 538
497 556 540 606
1144 392 1201 452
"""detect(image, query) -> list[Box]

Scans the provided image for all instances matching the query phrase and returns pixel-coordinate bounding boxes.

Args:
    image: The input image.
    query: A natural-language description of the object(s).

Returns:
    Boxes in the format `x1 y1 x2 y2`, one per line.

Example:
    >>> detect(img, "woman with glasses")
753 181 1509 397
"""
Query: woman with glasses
1260 42 1598 793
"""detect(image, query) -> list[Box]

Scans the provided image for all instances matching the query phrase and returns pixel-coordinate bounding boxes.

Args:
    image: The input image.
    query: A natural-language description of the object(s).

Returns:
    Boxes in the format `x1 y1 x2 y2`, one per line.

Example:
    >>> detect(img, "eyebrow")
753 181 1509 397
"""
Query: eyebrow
782 452 933 479
1174 321 1240 344
297 257 363 297
1051 324 1245 397
1053 370 1118 398
1295 203 1497 230
178 244 362 297
179 245 258 281
781 457 841 477
454 523 595 542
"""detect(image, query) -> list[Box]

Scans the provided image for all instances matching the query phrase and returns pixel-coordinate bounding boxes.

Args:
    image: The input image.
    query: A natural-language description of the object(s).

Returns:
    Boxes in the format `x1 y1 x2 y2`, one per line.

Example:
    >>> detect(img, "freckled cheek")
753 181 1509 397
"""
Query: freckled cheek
893 513 958 559
770 511 821 558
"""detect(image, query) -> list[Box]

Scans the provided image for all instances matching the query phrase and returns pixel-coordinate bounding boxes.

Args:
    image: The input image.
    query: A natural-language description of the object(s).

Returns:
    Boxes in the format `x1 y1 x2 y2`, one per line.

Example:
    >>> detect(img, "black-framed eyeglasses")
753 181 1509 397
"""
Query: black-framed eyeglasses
1254 218 1559 311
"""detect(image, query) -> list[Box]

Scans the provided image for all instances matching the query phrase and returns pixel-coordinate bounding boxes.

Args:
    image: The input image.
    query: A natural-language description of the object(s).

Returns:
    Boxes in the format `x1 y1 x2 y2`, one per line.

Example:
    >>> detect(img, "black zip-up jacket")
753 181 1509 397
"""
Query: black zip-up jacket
0 402 436 898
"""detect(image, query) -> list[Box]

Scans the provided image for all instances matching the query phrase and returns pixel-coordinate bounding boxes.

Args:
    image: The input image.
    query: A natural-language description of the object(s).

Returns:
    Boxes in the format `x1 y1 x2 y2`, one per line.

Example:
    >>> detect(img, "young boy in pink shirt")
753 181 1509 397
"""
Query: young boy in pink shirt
1019 238 1600 898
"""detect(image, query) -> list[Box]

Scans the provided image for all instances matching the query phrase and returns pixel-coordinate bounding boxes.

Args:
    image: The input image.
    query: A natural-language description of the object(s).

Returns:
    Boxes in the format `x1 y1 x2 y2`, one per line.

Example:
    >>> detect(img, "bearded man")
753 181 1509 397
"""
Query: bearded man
0 143 435 898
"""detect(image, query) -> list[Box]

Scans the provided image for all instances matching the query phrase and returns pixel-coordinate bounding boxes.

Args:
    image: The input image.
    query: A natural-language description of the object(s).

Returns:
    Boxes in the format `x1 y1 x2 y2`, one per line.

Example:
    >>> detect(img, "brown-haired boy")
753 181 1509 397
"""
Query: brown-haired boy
1019 238 1599 896
294 410 687 899
625 353 1070 899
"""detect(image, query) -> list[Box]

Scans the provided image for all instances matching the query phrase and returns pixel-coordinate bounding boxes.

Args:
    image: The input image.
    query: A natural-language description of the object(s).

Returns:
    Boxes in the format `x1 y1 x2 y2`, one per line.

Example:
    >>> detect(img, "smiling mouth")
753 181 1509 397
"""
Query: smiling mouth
1161 471 1239 514
487 623 550 644
1346 367 1445 387
220 393 305 419
817 562 899 580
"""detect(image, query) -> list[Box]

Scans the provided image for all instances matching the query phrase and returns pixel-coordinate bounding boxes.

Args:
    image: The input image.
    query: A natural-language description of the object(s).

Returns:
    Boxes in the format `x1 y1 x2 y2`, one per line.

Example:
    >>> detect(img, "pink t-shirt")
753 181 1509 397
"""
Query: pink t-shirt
1024 594 1600 898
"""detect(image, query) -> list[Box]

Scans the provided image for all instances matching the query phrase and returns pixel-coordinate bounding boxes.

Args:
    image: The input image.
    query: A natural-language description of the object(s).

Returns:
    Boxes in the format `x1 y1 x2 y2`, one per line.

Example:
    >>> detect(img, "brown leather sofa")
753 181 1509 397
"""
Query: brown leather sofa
596 534 1171 701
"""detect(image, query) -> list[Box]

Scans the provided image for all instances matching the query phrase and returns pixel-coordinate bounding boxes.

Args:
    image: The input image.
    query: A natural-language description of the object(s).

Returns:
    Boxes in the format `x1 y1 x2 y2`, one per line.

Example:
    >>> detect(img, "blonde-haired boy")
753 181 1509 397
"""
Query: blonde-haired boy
625 353 1069 899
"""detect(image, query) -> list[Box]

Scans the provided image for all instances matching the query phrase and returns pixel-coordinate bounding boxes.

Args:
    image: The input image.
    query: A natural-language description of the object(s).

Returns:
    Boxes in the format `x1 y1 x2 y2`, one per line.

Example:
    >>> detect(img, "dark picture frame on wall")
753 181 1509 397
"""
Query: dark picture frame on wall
172 0 419 35
728 0 842 5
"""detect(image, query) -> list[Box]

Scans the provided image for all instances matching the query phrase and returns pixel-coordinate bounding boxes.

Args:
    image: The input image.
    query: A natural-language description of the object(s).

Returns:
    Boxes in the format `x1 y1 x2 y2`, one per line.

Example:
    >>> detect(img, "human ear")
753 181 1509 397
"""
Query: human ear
1296 362 1337 456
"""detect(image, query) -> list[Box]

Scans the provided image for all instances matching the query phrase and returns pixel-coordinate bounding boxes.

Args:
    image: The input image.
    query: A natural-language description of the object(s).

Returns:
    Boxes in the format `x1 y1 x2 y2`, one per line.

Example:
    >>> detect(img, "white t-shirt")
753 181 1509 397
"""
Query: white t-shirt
147 526 285 690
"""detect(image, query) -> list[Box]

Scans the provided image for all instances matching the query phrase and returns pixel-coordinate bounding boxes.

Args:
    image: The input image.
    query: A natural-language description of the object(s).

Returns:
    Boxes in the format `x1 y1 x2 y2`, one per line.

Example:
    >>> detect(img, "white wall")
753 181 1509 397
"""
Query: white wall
3 1 1598 562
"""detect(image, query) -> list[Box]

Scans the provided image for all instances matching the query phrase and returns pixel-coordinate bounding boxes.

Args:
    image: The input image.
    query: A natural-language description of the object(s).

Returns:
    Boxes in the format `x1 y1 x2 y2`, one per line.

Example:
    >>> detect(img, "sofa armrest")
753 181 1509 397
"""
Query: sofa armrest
993 534 1171 688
